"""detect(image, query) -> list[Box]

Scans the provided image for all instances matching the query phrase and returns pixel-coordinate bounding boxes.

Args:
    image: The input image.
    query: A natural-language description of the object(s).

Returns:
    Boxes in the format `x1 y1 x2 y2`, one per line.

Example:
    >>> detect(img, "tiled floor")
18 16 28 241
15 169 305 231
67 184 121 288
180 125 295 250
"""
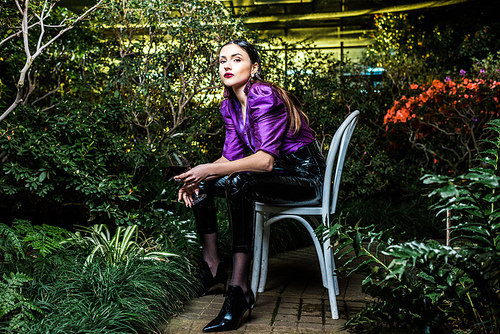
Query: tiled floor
162 246 370 334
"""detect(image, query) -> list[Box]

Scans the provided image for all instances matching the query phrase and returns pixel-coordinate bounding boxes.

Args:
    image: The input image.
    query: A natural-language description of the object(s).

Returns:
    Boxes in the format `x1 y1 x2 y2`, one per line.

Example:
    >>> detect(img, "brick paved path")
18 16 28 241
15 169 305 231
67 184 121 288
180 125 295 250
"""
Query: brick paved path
161 246 369 334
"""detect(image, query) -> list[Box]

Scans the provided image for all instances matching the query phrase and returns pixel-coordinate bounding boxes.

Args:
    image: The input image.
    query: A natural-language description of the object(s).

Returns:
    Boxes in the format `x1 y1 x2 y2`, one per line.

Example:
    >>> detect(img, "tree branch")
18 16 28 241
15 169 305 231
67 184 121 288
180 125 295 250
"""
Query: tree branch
31 83 60 105
1 0 105 122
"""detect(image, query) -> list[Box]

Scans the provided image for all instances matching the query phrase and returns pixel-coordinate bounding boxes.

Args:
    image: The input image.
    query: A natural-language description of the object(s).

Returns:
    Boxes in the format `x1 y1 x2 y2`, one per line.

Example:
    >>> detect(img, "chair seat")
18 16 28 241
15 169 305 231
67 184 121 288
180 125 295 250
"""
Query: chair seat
254 202 322 216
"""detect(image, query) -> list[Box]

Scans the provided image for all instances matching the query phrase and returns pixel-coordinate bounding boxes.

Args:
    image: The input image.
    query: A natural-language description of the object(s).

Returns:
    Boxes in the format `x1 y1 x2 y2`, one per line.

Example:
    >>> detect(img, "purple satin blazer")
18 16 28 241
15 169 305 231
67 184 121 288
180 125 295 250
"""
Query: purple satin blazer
221 83 315 161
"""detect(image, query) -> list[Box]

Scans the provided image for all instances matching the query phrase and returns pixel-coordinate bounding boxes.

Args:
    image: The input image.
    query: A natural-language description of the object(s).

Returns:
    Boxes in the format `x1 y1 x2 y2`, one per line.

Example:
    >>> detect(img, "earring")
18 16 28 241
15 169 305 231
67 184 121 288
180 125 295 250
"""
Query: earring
251 72 255 78
244 77 253 94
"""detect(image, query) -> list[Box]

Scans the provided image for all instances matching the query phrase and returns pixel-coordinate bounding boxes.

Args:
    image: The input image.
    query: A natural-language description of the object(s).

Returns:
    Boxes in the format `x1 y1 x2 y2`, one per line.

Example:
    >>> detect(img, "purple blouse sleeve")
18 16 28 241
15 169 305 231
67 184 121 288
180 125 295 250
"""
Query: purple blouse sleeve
221 100 247 161
247 84 288 157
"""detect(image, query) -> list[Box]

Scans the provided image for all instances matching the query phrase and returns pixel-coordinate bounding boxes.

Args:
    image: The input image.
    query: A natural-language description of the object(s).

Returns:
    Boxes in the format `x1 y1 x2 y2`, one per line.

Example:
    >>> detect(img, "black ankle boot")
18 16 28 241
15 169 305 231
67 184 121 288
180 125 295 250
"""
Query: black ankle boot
198 261 228 297
202 284 255 333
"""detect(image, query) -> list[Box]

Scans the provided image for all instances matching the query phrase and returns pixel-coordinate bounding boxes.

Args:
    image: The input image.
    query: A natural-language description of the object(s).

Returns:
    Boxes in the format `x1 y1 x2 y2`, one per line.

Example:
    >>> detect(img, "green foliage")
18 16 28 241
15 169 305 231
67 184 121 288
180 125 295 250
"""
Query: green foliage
0 222 197 333
11 220 69 257
0 223 24 262
367 4 500 92
73 224 179 266
0 220 70 277
338 195 441 239
324 119 500 333
422 118 500 253
0 272 42 332
10 256 196 334
367 13 431 93
1 99 144 226
0 0 250 228
87 0 250 162
279 47 395 198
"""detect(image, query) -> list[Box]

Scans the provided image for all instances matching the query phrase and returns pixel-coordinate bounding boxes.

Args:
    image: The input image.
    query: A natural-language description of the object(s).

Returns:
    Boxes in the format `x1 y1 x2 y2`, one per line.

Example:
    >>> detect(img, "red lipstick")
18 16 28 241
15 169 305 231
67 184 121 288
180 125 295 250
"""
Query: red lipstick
224 73 233 78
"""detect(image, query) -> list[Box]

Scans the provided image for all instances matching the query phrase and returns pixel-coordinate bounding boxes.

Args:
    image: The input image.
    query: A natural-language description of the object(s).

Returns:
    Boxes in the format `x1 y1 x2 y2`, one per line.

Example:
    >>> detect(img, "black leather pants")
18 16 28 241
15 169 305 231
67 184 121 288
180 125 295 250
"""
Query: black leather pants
192 141 326 253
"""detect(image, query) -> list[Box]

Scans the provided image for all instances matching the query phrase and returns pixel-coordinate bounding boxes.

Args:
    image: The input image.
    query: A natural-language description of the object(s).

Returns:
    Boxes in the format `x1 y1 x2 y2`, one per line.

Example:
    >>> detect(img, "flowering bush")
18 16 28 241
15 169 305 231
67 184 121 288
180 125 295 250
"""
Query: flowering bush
384 75 500 174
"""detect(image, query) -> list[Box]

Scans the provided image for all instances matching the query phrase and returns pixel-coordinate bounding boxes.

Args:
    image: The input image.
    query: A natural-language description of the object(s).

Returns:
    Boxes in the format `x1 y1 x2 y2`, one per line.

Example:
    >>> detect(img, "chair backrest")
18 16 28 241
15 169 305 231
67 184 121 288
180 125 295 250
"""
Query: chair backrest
321 110 360 225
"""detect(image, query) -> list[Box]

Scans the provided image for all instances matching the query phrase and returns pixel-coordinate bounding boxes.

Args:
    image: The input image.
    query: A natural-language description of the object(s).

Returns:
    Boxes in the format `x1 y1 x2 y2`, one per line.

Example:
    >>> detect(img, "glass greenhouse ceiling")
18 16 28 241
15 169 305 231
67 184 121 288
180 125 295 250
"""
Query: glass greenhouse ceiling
59 0 470 60
222 0 469 60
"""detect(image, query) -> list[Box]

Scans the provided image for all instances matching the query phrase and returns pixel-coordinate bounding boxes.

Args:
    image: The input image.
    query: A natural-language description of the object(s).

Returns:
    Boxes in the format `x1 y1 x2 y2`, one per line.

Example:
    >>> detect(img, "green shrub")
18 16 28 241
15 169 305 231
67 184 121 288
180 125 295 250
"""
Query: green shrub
0 220 70 277
324 119 500 333
0 220 197 333
72 224 179 266
20 256 196 334
0 272 41 333
0 0 250 229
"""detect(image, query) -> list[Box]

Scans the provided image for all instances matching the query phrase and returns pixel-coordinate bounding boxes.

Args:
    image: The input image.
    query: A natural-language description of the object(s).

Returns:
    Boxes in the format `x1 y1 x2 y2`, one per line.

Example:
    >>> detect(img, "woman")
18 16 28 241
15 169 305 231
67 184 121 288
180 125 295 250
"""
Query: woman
175 39 325 333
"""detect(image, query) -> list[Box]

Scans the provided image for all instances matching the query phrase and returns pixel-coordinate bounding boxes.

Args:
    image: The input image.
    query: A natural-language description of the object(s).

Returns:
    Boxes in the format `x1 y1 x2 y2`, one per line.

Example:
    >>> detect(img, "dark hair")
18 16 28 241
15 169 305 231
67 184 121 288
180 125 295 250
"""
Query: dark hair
220 39 308 135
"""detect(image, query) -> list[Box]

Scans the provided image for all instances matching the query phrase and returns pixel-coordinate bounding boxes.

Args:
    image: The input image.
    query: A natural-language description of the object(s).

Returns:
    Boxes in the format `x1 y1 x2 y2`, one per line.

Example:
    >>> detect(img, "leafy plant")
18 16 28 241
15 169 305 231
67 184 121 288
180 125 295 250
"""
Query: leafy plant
16 256 196 334
324 119 500 333
0 272 41 333
0 0 251 229
422 118 500 249
0 223 24 263
73 224 178 266
0 219 70 277
11 220 69 257
0 221 197 333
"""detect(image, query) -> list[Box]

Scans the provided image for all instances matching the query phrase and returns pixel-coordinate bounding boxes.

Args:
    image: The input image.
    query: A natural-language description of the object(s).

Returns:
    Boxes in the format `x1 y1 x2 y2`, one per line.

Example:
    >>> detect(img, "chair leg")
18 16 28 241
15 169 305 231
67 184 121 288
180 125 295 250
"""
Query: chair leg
332 254 339 296
324 240 339 319
308 217 328 288
258 224 271 292
251 210 265 298
327 274 339 319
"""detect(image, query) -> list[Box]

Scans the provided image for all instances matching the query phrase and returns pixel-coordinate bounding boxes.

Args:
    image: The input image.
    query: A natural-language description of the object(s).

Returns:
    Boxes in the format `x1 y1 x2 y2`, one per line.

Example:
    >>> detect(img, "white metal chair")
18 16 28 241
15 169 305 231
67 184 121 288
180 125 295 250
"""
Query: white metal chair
251 110 360 319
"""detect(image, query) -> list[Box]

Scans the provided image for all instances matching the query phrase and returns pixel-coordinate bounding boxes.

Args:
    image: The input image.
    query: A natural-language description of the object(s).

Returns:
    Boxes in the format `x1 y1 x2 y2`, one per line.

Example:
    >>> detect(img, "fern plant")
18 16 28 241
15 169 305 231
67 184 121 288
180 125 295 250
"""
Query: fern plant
1 220 72 278
0 223 25 264
0 272 42 332
12 221 70 257
421 118 500 332
1 220 69 260
325 119 500 333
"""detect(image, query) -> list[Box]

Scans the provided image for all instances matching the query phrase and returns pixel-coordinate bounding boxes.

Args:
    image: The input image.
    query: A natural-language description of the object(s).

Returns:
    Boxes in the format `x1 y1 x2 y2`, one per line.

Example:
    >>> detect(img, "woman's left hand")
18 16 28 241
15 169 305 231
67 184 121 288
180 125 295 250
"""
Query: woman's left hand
174 164 214 188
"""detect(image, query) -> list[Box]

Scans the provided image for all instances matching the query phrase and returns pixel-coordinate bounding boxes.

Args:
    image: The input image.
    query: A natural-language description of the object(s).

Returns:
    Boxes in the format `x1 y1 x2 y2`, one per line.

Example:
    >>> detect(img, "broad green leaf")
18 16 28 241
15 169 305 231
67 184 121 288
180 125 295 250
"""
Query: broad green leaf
39 171 47 182
436 184 459 198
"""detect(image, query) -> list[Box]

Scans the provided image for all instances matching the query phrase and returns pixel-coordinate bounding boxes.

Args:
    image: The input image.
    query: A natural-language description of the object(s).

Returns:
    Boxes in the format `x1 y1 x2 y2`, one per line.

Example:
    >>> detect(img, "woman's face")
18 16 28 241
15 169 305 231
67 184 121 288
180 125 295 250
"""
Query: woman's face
219 44 258 91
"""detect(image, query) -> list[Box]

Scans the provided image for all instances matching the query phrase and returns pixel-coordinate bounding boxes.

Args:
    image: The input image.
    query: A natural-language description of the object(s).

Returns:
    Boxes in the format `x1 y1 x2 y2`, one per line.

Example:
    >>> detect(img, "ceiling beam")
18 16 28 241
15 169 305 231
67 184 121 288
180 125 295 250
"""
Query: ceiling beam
244 0 468 24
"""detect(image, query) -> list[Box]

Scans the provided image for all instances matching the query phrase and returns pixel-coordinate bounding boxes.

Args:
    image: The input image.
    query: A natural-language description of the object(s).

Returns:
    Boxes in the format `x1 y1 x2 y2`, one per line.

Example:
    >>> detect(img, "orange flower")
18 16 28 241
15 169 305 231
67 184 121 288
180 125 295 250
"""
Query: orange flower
432 80 444 91
420 93 429 103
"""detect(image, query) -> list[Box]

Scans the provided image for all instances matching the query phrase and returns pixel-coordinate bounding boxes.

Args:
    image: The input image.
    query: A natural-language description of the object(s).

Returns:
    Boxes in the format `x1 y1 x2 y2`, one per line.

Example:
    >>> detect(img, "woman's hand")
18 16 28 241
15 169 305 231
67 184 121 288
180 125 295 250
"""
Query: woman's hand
177 183 199 207
174 152 273 206
174 164 214 186
175 164 214 207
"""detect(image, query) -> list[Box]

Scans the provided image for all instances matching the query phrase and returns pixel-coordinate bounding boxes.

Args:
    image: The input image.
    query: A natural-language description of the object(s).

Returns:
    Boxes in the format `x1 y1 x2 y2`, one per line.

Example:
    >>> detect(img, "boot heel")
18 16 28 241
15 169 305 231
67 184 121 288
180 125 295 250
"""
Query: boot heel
247 283 255 320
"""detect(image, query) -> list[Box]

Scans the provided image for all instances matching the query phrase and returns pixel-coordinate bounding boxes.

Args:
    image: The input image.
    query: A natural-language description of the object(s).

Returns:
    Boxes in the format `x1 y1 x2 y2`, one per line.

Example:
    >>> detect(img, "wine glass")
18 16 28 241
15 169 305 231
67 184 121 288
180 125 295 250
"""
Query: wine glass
165 151 190 180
